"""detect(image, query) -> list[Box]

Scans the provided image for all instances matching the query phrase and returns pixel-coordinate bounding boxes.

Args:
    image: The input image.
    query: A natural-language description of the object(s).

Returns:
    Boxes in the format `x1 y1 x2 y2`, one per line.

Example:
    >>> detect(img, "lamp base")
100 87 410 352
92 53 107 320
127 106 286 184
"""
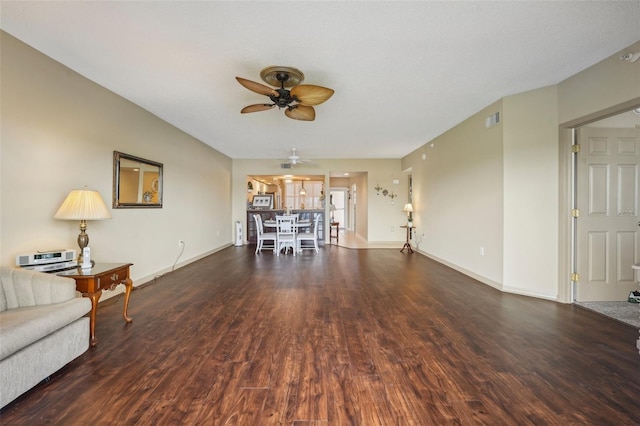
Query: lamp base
77 220 89 265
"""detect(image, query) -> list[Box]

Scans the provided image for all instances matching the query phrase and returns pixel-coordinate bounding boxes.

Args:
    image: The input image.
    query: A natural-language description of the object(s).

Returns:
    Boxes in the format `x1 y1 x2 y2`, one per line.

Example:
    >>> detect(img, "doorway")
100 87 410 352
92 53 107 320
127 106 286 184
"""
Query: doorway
568 108 640 302
575 124 639 301
330 188 349 230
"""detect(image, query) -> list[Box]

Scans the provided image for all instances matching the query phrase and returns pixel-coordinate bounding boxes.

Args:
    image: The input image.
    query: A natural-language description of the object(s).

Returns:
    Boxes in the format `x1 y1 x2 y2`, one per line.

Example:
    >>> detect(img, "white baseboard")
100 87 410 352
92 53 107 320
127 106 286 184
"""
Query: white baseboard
98 244 233 302
415 248 559 302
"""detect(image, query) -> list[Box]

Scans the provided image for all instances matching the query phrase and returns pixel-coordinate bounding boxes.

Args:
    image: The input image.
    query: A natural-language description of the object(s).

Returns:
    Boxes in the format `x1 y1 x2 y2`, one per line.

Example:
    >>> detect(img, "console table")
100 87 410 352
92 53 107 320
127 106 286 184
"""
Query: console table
59 263 133 346
400 225 414 253
329 222 339 244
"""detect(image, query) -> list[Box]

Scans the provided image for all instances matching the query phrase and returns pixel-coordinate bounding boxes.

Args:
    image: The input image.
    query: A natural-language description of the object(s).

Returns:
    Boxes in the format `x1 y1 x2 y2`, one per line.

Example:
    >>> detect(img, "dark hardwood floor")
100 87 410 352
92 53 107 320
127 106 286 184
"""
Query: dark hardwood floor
2 245 639 425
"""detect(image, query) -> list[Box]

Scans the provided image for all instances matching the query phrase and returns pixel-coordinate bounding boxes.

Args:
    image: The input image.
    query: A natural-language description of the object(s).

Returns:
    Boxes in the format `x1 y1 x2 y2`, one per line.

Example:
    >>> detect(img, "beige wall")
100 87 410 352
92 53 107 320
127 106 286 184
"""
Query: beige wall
0 32 232 298
403 41 640 302
502 86 559 299
233 159 407 243
558 41 640 126
329 177 351 187
403 100 505 286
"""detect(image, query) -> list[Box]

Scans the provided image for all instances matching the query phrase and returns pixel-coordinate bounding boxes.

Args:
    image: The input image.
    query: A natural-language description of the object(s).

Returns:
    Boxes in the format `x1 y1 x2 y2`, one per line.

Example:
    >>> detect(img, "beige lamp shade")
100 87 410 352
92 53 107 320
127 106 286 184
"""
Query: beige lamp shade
54 189 111 220
403 203 413 214
54 188 111 266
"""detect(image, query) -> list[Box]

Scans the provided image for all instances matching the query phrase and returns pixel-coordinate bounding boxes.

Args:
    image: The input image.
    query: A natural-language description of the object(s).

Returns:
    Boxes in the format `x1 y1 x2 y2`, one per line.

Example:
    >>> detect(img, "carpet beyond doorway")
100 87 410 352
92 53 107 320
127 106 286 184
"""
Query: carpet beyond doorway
575 301 640 328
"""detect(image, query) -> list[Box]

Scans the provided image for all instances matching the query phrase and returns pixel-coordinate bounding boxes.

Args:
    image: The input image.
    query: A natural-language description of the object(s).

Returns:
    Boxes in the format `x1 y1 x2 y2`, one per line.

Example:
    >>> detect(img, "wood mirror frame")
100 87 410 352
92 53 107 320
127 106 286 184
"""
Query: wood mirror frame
113 151 163 208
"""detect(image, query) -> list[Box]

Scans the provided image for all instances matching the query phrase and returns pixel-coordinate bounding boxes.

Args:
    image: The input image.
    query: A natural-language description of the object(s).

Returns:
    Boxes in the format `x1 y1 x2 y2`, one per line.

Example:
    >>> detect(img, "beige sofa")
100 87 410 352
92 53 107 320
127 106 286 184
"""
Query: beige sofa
0 266 91 408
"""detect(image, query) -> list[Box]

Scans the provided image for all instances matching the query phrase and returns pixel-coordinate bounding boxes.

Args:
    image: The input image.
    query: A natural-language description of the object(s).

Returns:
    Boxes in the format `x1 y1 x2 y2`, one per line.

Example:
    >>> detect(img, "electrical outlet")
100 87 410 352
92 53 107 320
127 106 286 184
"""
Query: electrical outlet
480 246 485 256
178 240 184 249
390 226 395 232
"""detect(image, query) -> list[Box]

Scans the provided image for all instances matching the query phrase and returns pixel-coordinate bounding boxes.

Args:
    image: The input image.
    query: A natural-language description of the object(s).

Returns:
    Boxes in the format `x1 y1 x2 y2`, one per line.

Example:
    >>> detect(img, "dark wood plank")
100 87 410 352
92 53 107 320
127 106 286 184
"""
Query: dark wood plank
1 246 639 424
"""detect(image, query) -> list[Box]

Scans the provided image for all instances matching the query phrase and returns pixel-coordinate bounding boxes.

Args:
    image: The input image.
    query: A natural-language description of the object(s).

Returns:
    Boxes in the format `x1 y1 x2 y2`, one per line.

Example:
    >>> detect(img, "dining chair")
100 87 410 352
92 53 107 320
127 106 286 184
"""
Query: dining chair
296 214 321 253
254 214 276 254
275 215 297 256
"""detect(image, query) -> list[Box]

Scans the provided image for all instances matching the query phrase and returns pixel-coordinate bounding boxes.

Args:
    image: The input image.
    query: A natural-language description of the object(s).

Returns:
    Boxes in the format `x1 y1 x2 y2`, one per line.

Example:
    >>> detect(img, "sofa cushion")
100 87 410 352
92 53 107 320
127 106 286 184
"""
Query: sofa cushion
0 297 91 360
0 267 77 312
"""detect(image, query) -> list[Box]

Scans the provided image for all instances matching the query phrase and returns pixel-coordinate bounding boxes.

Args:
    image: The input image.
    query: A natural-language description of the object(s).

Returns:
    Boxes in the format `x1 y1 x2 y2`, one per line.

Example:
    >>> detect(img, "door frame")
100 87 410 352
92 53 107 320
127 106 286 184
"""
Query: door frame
558 97 640 303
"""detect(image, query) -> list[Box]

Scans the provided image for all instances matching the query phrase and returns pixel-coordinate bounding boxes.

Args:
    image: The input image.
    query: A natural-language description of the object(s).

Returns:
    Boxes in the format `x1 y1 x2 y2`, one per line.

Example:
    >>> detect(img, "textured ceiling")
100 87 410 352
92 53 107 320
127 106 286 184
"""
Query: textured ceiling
1 1 639 161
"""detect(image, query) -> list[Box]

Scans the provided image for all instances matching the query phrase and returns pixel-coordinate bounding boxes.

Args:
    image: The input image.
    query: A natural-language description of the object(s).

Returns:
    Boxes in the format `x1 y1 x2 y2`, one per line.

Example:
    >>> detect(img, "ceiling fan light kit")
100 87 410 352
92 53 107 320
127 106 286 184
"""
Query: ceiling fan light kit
236 66 334 121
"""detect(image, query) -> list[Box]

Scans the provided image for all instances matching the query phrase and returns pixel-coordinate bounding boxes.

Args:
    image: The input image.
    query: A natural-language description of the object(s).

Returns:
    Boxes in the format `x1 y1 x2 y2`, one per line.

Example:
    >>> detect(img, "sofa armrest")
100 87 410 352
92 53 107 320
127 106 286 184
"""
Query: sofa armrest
0 266 77 311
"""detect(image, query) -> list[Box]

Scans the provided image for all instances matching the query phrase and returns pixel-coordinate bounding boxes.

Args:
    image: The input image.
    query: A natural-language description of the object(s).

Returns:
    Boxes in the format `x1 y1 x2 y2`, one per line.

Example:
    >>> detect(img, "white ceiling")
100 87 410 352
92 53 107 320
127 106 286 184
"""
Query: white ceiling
1 1 639 161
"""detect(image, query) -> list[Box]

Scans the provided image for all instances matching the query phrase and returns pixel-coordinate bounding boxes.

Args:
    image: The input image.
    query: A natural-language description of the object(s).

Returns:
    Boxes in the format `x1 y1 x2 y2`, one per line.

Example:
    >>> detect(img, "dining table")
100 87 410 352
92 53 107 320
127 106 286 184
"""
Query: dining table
263 219 311 230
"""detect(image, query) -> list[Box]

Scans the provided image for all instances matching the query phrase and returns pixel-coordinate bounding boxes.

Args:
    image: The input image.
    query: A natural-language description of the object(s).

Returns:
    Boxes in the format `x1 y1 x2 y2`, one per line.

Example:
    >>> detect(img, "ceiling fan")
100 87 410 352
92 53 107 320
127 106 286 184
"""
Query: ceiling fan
236 66 334 121
281 148 315 168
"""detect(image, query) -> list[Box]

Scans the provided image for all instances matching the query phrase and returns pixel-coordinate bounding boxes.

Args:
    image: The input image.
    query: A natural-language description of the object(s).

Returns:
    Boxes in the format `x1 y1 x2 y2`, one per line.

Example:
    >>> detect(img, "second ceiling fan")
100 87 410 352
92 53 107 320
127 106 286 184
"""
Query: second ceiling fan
236 66 334 121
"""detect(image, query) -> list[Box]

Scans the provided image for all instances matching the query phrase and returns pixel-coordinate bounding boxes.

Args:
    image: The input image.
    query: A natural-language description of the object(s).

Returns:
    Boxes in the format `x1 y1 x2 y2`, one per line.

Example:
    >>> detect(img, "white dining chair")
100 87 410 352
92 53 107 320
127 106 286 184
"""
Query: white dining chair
254 214 276 254
296 214 321 253
275 215 297 256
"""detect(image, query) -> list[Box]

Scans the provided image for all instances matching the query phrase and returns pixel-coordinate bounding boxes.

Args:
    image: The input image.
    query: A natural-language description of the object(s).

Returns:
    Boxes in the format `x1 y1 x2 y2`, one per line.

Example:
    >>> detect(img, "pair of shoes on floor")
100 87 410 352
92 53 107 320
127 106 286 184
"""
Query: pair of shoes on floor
628 290 640 303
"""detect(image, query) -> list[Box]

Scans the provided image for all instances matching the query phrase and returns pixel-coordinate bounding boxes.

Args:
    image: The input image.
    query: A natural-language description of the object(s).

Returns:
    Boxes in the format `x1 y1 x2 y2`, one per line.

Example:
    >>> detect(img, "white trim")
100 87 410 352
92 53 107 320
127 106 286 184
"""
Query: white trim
417 249 560 301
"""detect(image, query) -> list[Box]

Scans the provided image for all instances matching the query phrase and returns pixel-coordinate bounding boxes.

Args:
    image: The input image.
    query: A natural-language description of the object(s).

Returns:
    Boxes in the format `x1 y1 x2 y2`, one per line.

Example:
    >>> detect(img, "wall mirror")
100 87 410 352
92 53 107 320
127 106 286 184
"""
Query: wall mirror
113 151 163 208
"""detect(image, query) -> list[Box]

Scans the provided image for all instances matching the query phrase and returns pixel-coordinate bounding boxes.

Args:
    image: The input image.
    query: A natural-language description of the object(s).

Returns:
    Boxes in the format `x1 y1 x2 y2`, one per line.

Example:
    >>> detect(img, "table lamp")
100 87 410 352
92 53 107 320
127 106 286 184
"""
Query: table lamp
403 203 413 227
54 187 111 265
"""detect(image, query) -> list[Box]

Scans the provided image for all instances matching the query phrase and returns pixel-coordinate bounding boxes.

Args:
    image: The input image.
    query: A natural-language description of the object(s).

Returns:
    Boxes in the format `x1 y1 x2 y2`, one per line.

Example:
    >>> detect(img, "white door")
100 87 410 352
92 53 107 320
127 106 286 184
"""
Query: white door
576 127 640 301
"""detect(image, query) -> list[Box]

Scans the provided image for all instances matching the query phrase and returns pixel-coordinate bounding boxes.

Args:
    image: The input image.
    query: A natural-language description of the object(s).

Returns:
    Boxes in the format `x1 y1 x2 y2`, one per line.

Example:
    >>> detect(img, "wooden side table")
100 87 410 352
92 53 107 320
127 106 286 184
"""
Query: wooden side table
59 263 133 346
329 222 339 244
400 225 415 253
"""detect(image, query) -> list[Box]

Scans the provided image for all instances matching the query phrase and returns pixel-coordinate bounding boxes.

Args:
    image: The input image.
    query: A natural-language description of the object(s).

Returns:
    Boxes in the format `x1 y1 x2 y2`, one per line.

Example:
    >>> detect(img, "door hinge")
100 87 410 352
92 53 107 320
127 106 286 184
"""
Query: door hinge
572 144 580 153
571 209 580 218
571 273 580 282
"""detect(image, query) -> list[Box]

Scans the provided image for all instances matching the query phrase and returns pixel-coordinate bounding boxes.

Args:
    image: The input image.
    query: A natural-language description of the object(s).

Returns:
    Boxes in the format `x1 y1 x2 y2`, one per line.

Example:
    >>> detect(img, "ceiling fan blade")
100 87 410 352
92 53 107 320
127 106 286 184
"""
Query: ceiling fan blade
290 85 335 106
241 104 275 113
285 105 315 121
235 77 279 97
